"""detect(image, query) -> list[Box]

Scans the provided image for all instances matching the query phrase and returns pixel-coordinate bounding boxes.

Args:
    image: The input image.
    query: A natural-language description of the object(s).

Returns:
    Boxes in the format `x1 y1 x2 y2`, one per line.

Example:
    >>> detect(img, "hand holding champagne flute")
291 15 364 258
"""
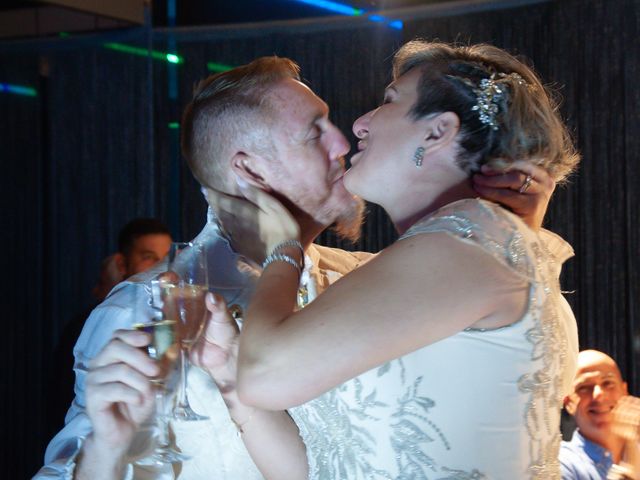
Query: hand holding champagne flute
79 328 160 478
131 278 187 466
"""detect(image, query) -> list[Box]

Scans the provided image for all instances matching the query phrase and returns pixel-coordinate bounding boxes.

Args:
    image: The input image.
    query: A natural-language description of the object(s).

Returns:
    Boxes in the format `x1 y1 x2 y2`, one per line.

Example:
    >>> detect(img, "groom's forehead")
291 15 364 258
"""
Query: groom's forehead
267 80 328 131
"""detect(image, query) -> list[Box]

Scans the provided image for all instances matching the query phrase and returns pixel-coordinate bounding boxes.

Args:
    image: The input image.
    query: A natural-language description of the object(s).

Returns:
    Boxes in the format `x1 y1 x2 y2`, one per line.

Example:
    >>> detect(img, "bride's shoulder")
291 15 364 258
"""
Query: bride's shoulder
399 198 538 281
401 198 523 240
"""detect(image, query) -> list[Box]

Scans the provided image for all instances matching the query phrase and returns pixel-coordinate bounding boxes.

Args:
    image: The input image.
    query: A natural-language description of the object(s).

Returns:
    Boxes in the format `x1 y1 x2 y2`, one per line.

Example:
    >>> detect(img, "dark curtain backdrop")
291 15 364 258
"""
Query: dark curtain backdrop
1 0 638 476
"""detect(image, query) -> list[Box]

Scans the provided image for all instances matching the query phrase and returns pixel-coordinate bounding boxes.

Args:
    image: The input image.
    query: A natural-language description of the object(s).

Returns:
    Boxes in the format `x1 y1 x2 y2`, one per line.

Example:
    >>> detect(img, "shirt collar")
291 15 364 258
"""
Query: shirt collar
572 429 614 469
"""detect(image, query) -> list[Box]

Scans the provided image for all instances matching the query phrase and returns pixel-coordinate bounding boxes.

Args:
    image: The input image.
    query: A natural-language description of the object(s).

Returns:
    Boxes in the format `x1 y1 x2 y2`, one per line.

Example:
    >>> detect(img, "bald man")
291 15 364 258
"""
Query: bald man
560 349 639 479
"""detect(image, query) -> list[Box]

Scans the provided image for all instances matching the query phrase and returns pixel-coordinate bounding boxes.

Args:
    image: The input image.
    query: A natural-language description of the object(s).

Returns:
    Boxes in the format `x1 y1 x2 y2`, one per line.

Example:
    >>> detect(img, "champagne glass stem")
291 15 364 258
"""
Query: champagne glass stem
155 390 171 450
138 389 188 465
176 348 189 410
171 346 208 421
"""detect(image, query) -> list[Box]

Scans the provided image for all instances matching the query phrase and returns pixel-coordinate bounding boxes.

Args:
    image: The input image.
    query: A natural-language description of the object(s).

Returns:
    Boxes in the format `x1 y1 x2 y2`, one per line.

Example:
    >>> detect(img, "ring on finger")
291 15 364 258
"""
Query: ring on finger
519 174 533 193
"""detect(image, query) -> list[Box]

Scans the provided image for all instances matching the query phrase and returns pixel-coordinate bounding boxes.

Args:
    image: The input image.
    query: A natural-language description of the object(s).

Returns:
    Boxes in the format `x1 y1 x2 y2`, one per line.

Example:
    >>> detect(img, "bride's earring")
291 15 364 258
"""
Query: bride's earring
413 146 425 167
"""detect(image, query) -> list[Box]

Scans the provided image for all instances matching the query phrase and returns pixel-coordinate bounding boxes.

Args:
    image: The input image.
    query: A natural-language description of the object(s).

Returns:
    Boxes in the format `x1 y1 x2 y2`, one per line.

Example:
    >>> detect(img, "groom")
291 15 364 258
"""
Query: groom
36 56 555 479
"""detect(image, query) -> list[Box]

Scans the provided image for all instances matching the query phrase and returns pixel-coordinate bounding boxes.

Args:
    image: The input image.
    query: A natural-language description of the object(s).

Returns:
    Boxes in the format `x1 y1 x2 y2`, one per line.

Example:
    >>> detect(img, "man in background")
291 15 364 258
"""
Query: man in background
48 218 172 436
94 218 173 299
114 218 173 282
561 349 640 479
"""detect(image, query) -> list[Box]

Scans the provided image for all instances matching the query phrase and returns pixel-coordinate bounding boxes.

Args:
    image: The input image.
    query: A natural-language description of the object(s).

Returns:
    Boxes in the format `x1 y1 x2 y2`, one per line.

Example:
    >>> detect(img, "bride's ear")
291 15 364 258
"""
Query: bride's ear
230 152 271 190
422 112 460 155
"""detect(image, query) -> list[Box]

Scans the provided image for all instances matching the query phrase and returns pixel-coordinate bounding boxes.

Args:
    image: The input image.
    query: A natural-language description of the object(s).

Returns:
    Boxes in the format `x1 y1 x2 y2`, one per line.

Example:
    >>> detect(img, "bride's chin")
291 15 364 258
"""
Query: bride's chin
342 170 360 196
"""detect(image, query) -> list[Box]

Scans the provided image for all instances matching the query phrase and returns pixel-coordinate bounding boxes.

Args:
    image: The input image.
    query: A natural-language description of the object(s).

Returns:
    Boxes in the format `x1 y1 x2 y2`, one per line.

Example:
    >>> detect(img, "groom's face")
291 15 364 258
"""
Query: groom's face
258 78 364 238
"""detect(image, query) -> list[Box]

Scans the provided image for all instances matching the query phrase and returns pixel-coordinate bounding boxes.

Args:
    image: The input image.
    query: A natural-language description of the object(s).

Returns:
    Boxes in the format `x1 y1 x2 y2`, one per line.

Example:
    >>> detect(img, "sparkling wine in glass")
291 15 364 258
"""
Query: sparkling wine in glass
132 281 188 465
163 283 208 347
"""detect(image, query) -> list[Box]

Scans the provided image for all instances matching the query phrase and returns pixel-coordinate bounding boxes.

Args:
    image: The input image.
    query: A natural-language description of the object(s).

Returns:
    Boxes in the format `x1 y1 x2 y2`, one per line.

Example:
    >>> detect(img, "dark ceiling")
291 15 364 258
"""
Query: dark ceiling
151 0 446 27
0 0 454 39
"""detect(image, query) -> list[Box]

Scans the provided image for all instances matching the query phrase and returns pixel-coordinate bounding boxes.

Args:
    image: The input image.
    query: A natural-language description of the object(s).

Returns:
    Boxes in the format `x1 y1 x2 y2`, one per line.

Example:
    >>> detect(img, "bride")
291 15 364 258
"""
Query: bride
204 40 580 479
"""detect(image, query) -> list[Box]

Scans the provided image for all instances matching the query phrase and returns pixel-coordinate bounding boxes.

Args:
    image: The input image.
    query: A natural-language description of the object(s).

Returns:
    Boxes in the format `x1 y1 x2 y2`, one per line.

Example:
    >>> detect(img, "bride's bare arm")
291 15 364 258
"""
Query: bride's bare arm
237 210 529 410
191 294 308 480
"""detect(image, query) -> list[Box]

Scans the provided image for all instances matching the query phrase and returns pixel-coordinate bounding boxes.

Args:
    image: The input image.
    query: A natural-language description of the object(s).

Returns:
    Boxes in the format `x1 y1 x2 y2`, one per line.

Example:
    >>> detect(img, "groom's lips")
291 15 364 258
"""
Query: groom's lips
330 167 347 184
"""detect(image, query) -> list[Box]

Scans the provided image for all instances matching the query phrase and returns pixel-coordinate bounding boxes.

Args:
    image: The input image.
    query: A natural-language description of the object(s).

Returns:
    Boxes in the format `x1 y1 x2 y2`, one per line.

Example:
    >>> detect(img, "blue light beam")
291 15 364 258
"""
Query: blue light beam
0 83 37 97
293 0 363 16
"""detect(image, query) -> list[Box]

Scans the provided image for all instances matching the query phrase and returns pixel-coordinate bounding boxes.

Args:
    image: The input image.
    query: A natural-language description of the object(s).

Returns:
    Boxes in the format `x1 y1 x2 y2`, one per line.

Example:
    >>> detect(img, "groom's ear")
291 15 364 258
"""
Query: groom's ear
231 151 272 190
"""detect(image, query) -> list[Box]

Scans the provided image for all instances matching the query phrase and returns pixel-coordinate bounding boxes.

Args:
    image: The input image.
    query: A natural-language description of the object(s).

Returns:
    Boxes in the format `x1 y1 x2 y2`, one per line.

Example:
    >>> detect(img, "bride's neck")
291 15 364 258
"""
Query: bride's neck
391 179 476 235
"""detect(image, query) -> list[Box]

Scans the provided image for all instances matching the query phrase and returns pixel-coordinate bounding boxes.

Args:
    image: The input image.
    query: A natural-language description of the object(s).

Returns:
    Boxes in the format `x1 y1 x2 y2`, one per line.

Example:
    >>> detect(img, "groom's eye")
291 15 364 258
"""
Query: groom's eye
308 126 322 141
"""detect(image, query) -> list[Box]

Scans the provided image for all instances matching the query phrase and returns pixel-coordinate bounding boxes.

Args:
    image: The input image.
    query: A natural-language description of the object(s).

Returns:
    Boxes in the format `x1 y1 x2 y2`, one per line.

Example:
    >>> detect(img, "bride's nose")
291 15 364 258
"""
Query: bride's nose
352 109 374 139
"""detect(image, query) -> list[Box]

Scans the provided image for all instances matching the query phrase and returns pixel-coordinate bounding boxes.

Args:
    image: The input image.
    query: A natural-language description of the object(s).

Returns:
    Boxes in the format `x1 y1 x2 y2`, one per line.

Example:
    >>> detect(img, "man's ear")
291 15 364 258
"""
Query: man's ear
113 252 127 277
231 152 270 190
422 111 460 156
564 394 578 415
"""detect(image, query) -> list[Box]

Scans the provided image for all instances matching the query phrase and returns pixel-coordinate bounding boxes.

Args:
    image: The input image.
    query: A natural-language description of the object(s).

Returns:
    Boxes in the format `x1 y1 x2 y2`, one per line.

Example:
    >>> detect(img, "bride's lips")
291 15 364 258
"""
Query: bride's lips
350 139 368 164
349 151 362 166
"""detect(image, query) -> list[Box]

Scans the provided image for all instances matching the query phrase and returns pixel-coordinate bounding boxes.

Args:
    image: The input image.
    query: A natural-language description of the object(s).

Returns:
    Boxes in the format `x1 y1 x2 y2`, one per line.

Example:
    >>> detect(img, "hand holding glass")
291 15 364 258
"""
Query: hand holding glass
132 280 186 465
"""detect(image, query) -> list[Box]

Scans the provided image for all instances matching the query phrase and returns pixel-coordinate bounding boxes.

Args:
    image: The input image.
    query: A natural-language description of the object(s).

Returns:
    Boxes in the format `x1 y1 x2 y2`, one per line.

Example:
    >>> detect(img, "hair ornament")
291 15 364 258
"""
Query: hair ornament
498 72 527 85
471 72 528 130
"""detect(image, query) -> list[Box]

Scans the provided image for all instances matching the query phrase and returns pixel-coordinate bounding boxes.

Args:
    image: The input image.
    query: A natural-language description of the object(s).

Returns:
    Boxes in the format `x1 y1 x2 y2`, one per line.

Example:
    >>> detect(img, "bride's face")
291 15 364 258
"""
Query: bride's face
344 68 428 204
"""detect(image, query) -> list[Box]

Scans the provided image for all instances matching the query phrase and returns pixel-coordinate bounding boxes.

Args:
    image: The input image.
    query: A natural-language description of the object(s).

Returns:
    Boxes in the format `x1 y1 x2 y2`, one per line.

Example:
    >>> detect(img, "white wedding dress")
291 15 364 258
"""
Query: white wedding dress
290 199 578 480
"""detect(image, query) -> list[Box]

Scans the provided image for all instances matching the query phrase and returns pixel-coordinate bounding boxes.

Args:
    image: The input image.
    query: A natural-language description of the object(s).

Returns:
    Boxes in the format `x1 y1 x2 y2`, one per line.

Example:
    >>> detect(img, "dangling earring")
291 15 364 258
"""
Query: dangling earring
413 146 425 168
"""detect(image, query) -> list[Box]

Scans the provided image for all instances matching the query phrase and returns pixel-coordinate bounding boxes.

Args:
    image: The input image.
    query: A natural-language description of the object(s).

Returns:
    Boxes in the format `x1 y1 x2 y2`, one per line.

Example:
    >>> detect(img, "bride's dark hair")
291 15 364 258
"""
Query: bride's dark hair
393 40 580 183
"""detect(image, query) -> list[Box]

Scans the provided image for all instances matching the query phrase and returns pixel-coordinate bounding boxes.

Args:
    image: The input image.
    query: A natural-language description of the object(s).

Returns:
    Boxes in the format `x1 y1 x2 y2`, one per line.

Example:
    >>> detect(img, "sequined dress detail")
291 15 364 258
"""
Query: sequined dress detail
289 199 577 480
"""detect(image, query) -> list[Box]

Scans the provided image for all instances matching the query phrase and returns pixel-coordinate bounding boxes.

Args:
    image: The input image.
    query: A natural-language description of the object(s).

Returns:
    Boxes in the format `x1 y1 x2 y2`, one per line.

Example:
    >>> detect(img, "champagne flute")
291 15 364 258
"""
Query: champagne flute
165 241 209 421
132 280 187 465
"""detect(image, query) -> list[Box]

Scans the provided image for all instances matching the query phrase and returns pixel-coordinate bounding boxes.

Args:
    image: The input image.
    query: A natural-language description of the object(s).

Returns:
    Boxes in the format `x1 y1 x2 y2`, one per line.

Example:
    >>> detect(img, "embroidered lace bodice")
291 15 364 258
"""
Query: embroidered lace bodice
289 199 578 480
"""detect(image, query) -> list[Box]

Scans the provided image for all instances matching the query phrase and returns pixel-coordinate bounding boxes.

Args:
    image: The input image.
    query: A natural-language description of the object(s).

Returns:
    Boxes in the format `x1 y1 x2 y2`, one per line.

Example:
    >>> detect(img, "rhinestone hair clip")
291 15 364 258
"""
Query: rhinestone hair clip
471 72 527 131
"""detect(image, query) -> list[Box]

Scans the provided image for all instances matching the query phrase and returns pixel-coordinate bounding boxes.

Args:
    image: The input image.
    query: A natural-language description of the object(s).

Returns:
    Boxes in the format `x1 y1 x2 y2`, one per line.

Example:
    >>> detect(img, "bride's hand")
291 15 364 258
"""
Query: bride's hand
205 180 300 256
472 159 555 231
191 293 240 387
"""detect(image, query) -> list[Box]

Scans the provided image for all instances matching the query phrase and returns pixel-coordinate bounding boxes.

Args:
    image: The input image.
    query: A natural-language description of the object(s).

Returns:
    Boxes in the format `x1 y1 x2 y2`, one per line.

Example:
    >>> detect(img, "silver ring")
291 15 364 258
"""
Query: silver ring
519 174 533 193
